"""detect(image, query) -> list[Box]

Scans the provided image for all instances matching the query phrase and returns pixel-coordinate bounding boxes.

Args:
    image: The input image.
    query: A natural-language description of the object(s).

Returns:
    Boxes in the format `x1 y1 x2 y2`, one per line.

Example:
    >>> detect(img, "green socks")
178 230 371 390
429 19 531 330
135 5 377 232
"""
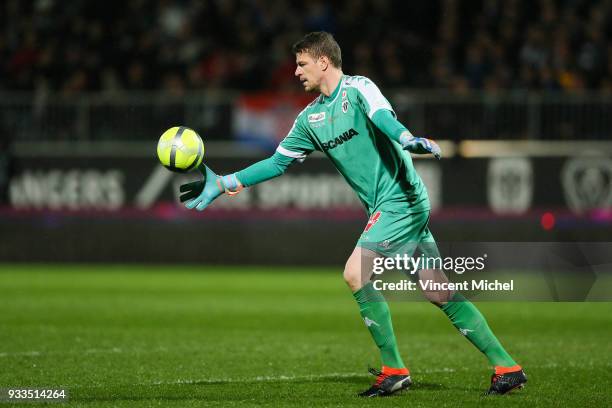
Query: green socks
353 282 405 369
441 293 517 367
353 285 517 370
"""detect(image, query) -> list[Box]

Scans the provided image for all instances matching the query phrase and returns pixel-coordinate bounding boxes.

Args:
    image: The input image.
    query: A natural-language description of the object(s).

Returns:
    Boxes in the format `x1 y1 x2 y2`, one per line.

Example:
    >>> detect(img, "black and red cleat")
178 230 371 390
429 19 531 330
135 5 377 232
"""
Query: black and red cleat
358 366 411 397
487 366 527 395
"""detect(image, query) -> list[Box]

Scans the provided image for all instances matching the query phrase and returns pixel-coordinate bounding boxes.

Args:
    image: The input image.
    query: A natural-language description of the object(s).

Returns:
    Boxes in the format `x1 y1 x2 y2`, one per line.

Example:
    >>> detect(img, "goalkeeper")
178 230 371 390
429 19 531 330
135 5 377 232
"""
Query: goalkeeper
180 31 527 397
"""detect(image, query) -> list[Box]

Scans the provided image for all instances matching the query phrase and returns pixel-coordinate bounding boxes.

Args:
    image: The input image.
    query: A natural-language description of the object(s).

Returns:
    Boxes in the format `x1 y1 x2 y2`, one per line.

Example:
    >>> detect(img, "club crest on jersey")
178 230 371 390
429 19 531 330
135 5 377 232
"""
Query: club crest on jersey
341 90 349 113
342 100 349 113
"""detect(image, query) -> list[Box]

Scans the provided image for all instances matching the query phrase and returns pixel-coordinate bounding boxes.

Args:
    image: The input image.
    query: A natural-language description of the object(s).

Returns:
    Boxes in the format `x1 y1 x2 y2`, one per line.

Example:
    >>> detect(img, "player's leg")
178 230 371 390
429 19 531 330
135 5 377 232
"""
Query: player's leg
437 292 520 369
344 246 406 370
344 246 411 396
416 264 521 369
415 214 527 393
438 291 527 394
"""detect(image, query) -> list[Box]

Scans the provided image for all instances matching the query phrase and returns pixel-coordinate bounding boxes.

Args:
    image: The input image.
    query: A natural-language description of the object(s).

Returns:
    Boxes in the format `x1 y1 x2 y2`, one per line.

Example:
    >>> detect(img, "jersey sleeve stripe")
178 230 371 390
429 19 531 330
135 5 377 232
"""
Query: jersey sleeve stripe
276 145 307 159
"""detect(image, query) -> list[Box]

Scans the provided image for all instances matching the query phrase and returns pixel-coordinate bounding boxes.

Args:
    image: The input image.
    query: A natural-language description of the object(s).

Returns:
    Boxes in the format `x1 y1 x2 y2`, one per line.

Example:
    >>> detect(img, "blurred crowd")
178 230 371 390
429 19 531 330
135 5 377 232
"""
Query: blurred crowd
1 0 612 94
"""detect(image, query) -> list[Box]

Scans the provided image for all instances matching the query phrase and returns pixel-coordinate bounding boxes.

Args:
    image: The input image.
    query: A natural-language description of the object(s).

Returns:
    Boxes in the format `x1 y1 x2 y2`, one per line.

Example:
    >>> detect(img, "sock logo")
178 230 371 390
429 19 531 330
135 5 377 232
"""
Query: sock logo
459 328 474 336
364 317 380 327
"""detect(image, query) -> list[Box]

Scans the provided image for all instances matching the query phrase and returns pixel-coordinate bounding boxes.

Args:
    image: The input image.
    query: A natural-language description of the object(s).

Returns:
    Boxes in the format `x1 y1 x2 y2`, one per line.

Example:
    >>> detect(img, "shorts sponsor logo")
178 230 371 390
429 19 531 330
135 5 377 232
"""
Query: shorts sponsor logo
379 239 391 249
364 211 381 232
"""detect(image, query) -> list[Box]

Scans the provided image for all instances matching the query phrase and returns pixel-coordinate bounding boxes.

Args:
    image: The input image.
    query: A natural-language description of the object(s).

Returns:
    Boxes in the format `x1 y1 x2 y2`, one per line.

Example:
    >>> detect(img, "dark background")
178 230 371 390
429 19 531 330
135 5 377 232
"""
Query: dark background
1 0 611 264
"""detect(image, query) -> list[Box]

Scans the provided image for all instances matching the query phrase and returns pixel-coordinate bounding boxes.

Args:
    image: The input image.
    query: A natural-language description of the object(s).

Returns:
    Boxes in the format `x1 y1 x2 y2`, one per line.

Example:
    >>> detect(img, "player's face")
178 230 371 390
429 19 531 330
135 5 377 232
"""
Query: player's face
295 52 323 92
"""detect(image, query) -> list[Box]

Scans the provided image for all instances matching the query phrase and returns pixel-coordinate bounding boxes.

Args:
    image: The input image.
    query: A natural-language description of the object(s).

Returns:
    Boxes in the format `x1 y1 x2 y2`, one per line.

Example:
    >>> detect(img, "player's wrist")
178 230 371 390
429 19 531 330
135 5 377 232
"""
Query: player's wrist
217 173 244 196
398 131 416 147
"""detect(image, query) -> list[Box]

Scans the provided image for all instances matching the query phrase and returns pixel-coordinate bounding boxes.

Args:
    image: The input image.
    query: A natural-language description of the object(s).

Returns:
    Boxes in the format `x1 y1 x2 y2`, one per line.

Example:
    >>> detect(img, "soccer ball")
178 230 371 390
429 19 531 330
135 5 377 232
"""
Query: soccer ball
157 126 205 172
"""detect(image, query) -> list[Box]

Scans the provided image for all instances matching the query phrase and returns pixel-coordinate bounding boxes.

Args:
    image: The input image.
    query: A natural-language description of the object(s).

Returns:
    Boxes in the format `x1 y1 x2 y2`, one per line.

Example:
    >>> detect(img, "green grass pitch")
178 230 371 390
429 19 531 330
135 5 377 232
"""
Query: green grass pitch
1 265 611 407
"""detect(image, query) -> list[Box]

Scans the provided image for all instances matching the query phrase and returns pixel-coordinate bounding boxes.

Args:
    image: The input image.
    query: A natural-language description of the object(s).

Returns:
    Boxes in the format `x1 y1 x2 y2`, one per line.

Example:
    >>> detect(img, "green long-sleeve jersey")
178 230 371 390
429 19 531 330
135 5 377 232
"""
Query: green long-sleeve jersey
274 75 429 216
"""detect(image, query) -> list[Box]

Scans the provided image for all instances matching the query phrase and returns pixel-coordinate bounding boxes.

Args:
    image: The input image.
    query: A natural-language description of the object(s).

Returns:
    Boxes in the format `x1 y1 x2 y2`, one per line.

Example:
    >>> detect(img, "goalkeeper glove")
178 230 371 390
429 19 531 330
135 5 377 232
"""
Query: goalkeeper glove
180 164 243 211
399 132 441 159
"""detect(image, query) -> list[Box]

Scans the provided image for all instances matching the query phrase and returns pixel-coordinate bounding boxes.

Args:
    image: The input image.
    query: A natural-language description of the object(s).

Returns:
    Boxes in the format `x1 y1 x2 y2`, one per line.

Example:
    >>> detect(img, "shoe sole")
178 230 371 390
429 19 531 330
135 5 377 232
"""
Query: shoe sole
360 376 412 398
487 380 527 395
506 382 526 394
385 376 412 395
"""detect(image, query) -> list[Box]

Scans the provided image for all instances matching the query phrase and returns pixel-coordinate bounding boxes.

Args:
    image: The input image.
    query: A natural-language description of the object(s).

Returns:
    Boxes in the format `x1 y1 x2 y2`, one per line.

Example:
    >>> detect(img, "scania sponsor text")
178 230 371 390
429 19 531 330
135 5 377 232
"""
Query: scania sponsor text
321 128 359 151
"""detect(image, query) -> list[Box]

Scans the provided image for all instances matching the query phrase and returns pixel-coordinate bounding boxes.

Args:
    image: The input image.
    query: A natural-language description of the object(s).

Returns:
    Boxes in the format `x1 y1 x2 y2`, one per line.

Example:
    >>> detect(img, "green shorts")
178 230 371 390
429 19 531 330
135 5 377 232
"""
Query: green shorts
356 210 440 258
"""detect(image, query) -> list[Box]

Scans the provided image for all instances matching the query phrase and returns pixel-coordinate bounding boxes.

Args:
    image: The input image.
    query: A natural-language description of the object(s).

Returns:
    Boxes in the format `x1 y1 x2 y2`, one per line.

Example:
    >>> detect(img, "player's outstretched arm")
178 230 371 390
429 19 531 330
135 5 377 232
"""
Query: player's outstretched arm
371 109 441 159
180 152 295 211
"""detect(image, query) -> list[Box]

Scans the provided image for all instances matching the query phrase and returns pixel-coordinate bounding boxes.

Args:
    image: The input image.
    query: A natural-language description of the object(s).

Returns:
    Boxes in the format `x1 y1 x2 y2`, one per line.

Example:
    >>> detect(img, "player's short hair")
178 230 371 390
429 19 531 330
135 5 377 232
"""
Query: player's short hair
292 31 342 69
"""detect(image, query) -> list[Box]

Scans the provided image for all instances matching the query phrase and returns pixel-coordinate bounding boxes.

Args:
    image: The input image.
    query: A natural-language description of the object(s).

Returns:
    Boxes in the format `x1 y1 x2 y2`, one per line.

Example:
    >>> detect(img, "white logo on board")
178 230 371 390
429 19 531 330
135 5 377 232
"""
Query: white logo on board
487 158 533 214
562 157 612 213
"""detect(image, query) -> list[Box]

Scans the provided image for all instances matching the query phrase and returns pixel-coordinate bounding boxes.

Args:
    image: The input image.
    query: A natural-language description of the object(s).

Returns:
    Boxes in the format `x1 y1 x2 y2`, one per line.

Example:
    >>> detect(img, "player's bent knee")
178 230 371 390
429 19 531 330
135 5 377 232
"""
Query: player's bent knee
343 266 363 291
343 249 364 291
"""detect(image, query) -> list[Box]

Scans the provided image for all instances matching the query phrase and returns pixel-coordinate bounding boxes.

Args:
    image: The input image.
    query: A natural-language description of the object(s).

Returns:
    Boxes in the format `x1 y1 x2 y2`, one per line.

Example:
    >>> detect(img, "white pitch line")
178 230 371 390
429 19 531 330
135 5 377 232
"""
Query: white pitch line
0 351 42 357
61 369 462 389
148 372 366 386
144 368 464 387
0 347 169 358
137 362 611 387
3 347 612 373
4 360 612 392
